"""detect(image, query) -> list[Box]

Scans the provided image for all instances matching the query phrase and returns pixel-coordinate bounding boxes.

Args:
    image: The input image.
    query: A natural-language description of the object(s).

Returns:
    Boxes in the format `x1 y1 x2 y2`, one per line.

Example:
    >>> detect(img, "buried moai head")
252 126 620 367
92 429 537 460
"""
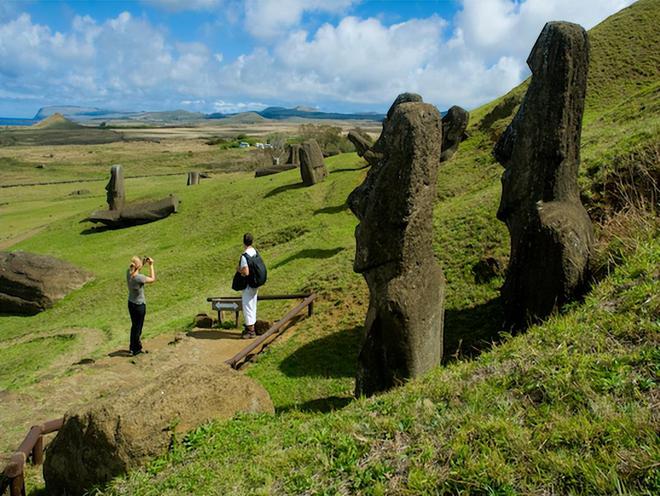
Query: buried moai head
493 21 594 330
105 164 125 211
440 105 469 162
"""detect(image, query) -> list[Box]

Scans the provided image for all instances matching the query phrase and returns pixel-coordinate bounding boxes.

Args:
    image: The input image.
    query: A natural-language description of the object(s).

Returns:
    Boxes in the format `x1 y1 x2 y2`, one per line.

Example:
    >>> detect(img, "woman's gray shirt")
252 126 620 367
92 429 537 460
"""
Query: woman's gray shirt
127 270 147 304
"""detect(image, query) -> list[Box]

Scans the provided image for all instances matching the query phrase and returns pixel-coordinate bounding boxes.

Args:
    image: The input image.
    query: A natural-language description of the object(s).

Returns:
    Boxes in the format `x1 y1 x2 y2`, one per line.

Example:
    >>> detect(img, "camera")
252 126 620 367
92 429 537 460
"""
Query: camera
142 256 152 265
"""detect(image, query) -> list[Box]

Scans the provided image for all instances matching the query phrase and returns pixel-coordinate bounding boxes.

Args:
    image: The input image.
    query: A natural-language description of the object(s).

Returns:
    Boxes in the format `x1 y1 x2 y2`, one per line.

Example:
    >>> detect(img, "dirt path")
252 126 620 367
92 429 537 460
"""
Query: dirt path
0 327 258 454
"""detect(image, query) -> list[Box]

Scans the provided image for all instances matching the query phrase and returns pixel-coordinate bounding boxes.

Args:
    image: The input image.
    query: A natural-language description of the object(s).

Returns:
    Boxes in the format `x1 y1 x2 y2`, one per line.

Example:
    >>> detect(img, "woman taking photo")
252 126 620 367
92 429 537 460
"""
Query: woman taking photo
127 256 156 356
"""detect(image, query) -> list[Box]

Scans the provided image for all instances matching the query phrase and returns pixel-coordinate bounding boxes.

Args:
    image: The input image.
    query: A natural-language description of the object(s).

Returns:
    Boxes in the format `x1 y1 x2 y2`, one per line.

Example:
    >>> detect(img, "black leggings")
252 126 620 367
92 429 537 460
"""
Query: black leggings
128 301 146 353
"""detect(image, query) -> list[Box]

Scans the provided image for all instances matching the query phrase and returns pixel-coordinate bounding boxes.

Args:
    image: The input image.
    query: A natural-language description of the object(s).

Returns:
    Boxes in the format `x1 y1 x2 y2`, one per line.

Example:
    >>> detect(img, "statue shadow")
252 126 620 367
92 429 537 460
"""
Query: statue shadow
277 395 353 414
263 182 305 198
331 165 368 174
314 203 348 215
279 326 360 379
272 247 344 269
80 225 115 235
442 296 505 363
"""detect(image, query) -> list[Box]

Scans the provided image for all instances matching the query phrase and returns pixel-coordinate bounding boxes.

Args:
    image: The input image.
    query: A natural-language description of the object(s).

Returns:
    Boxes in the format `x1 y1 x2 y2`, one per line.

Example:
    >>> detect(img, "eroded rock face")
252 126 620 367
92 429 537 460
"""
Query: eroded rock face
348 98 445 397
105 164 124 210
440 105 469 162
43 364 274 496
347 129 373 158
0 251 93 315
494 21 594 330
299 139 328 186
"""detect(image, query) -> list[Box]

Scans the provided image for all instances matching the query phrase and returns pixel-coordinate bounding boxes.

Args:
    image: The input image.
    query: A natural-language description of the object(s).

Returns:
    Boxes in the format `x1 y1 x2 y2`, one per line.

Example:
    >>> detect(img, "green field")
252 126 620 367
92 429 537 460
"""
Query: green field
1 1 659 494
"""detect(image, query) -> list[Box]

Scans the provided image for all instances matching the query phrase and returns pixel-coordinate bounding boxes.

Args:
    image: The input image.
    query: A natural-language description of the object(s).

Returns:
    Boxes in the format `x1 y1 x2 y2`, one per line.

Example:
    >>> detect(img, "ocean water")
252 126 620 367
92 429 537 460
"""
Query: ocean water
0 118 38 126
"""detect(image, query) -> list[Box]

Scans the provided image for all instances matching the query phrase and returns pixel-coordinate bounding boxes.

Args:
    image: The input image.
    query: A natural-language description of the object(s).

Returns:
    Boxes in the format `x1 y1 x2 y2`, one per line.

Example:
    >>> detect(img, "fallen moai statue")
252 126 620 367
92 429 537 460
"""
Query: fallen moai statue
84 165 179 228
0 251 93 315
440 105 469 162
347 129 373 157
43 363 274 496
254 164 297 177
348 95 445 397
493 21 594 331
299 140 328 186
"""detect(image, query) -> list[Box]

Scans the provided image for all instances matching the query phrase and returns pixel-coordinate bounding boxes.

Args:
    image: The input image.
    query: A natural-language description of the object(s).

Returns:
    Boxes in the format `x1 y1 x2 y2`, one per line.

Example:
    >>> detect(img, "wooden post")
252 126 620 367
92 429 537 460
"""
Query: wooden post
10 473 25 496
31 436 44 465
308 302 314 317
235 310 240 328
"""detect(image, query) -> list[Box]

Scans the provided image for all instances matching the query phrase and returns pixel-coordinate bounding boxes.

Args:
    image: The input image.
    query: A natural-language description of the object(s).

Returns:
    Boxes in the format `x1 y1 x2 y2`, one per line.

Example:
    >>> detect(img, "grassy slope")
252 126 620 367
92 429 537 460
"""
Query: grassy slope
1 1 657 493
99 1 658 494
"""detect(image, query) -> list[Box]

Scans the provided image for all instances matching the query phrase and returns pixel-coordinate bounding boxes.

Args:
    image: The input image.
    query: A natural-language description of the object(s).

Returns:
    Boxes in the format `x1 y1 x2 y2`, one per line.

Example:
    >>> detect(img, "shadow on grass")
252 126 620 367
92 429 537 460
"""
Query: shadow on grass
187 329 243 340
80 225 115 235
263 182 306 198
278 395 353 414
331 165 368 174
279 326 361 378
314 203 349 215
108 349 132 357
272 247 344 269
442 296 505 363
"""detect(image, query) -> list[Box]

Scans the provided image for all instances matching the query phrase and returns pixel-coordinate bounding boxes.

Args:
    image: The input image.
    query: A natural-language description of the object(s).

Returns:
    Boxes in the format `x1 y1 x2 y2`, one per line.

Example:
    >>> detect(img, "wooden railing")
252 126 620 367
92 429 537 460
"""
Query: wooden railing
1 418 63 496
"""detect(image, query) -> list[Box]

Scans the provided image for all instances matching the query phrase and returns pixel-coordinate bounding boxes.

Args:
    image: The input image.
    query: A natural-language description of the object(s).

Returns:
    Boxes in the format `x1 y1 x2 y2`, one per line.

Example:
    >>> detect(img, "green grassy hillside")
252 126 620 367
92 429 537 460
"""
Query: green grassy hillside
1 1 658 494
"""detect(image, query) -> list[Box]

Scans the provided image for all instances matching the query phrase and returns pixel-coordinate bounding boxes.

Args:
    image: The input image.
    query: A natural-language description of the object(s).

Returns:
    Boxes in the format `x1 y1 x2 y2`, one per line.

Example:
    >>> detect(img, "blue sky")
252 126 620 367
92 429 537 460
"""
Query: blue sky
0 0 635 117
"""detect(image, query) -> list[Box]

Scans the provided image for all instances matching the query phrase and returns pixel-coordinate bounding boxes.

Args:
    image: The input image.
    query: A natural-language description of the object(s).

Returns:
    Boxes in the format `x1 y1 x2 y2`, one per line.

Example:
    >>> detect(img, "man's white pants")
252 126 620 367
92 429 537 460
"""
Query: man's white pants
242 286 258 326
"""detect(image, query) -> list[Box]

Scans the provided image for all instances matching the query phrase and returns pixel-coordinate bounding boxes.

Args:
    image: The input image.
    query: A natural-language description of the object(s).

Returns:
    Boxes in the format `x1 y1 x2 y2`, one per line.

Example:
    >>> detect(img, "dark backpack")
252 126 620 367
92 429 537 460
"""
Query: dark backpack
243 251 268 288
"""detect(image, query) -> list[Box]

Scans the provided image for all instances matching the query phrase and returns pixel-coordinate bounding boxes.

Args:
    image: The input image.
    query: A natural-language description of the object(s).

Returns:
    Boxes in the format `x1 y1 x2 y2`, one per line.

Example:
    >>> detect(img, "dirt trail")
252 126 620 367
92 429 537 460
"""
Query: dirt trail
0 327 256 454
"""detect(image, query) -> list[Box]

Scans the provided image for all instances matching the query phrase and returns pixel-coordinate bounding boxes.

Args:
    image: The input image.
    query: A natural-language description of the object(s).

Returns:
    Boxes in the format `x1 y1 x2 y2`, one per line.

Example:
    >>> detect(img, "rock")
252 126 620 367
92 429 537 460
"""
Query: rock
440 105 469 162
68 189 91 196
254 164 297 177
472 257 504 284
105 164 125 211
347 129 373 157
348 99 446 397
254 320 272 335
193 313 214 328
299 140 328 186
187 171 200 185
43 364 274 496
199 172 211 179
36 164 46 169
85 195 179 228
0 251 93 315
493 22 594 331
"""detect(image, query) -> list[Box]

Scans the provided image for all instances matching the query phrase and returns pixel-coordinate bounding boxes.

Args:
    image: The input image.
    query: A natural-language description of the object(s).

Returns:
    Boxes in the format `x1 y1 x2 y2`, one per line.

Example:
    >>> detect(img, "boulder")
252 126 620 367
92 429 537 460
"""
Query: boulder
193 313 214 328
493 22 594 330
440 105 469 162
347 129 373 157
348 98 445 397
85 195 179 228
299 140 328 186
43 364 274 496
105 164 124 211
0 251 93 315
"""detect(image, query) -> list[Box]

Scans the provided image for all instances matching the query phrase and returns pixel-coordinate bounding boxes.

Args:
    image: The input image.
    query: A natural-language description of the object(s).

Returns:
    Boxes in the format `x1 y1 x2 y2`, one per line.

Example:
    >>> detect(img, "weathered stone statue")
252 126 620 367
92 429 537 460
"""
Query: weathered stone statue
105 164 124 210
285 143 302 166
187 171 200 185
494 21 594 330
348 96 445 397
347 129 373 157
299 139 328 186
440 105 469 162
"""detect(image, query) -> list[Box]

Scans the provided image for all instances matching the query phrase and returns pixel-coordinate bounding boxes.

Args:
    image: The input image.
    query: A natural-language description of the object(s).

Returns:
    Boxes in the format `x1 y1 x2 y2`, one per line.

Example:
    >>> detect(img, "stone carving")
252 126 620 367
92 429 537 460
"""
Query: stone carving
0 251 93 315
493 21 594 330
440 105 469 162
299 140 328 186
348 97 445 397
347 129 373 157
285 144 302 166
105 164 124 210
44 364 274 496
187 171 200 185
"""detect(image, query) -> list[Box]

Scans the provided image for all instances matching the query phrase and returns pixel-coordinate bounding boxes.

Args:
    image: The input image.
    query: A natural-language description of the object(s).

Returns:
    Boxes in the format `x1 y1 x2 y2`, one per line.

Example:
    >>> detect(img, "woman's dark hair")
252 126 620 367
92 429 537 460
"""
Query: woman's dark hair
243 232 253 246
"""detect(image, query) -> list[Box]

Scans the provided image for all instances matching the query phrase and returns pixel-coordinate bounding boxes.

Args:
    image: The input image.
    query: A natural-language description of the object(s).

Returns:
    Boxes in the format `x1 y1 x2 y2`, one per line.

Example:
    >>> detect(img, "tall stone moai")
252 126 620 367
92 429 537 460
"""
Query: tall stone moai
285 144 302 166
348 95 445 397
105 164 125 211
187 171 200 186
299 140 328 186
494 22 594 331
440 105 469 162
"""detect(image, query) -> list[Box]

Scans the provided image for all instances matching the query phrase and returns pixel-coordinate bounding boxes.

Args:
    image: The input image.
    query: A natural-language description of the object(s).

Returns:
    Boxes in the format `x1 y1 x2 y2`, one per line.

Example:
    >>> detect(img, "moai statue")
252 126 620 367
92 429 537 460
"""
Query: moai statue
440 105 469 162
187 172 200 186
348 96 445 397
347 129 373 158
105 164 125 211
299 140 328 186
494 22 594 330
285 144 302 166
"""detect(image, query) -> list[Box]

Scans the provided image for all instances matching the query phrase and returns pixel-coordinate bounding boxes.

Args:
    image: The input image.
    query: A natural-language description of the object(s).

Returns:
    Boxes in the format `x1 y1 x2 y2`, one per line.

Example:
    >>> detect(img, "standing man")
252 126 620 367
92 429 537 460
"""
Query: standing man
238 233 258 339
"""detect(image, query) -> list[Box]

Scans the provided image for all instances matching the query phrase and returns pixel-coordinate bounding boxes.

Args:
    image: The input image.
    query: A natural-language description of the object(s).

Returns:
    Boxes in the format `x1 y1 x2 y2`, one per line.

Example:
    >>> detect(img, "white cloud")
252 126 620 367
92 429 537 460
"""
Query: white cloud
213 100 268 113
244 0 357 39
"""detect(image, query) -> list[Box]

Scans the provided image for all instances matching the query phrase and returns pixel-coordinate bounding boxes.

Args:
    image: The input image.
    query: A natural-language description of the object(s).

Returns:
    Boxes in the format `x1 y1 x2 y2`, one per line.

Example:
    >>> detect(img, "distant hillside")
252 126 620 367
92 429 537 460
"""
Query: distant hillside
219 112 267 124
208 106 386 122
132 110 206 122
32 113 83 130
33 106 104 120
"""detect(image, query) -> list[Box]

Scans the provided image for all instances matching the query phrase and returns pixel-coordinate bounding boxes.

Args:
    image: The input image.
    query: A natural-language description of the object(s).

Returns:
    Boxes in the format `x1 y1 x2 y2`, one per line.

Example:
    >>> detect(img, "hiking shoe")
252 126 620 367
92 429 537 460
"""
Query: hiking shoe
241 330 256 339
